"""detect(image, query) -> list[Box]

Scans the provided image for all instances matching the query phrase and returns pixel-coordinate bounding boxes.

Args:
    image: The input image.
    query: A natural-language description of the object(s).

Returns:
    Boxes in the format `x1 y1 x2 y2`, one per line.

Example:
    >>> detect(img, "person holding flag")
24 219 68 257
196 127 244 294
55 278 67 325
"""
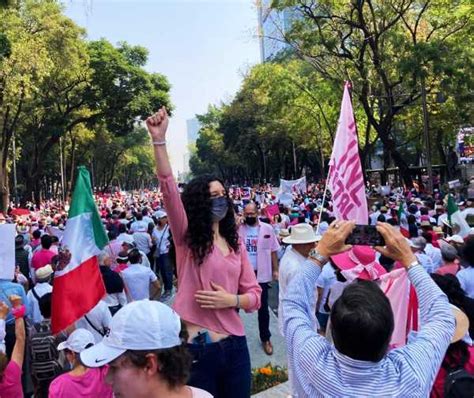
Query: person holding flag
446 194 471 238
51 166 108 335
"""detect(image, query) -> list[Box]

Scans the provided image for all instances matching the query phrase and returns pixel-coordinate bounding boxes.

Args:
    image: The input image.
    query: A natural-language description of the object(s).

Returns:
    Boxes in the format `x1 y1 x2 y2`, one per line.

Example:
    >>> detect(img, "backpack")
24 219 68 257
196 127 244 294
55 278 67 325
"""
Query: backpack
444 350 474 398
29 322 62 382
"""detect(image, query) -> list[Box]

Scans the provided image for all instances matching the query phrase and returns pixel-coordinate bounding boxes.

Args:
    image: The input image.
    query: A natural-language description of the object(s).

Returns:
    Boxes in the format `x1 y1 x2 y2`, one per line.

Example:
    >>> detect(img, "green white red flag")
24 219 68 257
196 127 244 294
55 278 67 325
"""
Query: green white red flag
397 202 410 238
51 167 107 334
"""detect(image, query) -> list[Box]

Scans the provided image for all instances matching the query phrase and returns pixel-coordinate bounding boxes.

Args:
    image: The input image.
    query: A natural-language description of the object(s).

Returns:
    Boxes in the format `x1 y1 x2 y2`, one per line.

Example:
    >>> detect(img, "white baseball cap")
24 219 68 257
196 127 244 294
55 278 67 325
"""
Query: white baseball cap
80 300 181 368
154 210 167 219
58 329 95 353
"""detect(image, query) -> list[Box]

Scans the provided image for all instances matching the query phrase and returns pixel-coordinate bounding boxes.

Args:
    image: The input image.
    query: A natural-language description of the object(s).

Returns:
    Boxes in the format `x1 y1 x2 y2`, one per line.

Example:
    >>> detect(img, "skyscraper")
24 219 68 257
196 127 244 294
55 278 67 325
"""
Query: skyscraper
183 117 201 174
257 0 297 62
186 117 201 144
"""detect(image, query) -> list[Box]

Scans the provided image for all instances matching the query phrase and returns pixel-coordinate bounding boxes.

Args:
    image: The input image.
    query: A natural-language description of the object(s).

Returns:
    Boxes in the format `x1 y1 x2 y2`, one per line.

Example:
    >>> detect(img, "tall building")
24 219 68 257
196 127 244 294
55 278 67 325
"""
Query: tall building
183 117 201 174
257 0 297 62
186 117 201 144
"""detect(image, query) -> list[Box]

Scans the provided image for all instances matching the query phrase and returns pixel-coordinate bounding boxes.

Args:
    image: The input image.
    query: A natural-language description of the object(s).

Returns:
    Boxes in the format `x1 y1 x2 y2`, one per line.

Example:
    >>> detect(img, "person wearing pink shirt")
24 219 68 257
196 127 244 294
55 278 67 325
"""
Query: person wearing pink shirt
49 329 113 398
436 244 461 276
0 298 26 398
31 235 55 271
145 108 261 398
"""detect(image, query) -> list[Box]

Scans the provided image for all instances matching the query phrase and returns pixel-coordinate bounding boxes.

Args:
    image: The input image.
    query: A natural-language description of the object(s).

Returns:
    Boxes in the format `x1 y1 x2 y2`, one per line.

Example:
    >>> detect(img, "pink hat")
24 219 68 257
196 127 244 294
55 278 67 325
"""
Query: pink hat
331 246 387 282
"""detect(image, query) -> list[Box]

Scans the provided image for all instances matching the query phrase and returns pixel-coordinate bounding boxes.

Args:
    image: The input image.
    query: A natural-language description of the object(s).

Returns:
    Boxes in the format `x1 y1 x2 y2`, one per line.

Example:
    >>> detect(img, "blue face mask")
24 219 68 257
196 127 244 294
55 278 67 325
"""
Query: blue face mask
211 196 228 222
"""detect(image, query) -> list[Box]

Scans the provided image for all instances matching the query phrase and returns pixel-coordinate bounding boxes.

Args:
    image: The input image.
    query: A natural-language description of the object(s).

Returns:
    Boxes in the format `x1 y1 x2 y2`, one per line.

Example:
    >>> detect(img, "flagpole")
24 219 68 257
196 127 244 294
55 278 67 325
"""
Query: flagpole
315 165 332 236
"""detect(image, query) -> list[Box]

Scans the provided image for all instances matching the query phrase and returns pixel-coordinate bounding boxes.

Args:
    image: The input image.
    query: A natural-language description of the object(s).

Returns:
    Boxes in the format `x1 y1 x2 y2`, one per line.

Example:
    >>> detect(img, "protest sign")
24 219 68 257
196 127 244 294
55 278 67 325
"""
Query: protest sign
0 224 16 280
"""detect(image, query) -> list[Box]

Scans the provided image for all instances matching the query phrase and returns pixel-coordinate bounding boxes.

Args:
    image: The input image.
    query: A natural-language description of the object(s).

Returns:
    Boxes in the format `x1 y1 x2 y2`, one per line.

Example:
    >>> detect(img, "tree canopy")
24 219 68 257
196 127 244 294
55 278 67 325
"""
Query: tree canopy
0 0 173 208
191 0 473 187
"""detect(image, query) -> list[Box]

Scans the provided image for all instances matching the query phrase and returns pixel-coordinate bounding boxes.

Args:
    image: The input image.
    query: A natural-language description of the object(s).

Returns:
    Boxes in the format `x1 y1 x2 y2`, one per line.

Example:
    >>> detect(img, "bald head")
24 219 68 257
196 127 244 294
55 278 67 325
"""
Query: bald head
244 202 258 226
244 202 258 214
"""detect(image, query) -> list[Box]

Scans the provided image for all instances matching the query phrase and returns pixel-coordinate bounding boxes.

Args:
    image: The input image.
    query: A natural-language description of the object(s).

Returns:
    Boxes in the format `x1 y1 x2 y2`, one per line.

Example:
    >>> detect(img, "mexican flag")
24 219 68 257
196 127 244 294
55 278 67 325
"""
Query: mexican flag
397 202 410 238
447 195 470 238
52 167 108 334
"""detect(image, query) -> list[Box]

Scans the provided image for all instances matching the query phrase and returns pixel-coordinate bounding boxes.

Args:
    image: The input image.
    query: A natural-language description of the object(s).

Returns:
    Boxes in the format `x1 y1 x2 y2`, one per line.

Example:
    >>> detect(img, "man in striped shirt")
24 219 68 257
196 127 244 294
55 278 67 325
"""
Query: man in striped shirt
283 221 455 397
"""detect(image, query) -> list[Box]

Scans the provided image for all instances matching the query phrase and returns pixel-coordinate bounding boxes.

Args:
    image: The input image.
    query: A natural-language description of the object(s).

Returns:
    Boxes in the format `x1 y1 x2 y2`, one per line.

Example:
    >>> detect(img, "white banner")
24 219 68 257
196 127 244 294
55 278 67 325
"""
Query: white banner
448 179 461 189
279 177 307 195
0 224 16 280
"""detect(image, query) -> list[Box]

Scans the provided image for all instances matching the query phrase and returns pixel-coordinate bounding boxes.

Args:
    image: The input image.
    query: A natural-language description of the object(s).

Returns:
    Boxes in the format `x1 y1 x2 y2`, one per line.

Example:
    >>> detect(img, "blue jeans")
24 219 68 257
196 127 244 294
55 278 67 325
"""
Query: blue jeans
187 335 251 398
155 253 173 292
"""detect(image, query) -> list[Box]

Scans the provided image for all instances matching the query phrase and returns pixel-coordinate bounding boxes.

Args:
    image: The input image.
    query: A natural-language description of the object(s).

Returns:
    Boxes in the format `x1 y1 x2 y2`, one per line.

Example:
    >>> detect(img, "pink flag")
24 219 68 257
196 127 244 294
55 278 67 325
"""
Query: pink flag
264 204 280 218
328 82 368 224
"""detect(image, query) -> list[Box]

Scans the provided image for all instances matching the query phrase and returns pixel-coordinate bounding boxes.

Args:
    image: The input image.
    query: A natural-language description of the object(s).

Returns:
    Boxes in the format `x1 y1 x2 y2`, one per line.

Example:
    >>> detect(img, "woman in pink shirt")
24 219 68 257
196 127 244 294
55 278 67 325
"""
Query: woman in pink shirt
146 108 261 398
0 298 26 398
48 329 113 398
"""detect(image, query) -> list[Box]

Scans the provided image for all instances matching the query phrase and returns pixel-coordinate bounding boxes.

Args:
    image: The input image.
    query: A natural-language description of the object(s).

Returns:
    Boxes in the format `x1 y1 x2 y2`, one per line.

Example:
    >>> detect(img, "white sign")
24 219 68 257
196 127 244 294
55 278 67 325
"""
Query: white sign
277 177 307 206
448 179 461 189
0 224 16 280
279 177 307 195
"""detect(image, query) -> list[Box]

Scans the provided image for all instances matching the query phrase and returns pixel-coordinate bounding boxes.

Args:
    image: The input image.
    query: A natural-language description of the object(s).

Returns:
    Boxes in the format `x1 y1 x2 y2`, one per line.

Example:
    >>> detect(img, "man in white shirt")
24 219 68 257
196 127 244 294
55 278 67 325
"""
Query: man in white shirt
26 265 53 324
410 237 435 273
369 204 381 225
117 224 134 245
141 208 154 227
239 202 280 356
121 249 161 301
121 241 151 268
130 213 149 234
457 238 474 299
278 223 320 396
421 232 442 271
133 226 153 256
76 300 112 343
152 211 173 301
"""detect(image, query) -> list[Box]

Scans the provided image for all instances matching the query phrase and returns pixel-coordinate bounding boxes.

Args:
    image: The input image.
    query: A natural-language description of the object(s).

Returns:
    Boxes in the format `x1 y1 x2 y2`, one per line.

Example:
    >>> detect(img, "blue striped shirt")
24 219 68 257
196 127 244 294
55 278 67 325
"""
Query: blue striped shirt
282 261 455 397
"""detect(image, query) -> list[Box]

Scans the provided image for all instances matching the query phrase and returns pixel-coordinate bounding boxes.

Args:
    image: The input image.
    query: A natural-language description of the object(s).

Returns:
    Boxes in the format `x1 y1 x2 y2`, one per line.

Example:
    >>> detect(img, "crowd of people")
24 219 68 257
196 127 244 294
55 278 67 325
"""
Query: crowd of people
0 107 472 397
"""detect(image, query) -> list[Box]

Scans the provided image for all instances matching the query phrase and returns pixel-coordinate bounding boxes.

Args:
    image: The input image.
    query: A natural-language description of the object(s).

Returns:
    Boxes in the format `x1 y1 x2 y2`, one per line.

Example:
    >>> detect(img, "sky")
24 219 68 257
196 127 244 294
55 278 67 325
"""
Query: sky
64 0 261 175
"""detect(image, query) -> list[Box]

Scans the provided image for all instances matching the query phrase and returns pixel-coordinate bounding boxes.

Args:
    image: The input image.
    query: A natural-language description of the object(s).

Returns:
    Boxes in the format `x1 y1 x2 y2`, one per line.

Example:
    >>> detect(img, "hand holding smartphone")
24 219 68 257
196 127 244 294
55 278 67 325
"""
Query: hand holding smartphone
345 225 385 246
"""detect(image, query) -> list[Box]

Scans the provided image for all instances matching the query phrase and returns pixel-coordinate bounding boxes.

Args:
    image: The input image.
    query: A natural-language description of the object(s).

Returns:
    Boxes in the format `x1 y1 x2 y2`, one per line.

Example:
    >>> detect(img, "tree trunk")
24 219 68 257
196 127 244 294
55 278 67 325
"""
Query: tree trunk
0 165 9 212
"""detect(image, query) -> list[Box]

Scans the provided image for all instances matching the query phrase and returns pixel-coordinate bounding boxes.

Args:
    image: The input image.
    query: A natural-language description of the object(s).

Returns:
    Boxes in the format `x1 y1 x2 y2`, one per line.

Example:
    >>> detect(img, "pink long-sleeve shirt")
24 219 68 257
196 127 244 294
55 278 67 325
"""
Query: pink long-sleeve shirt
159 173 261 336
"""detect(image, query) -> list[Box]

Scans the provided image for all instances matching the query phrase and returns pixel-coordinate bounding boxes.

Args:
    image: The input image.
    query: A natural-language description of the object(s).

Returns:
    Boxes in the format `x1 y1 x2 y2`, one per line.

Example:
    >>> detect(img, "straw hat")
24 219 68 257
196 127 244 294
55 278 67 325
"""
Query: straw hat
36 265 53 281
451 305 470 343
283 223 320 245
279 229 290 238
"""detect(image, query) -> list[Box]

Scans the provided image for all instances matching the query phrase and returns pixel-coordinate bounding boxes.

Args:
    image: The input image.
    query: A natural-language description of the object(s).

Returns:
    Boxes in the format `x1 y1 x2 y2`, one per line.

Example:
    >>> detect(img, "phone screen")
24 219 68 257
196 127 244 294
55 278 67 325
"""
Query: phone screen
345 225 385 246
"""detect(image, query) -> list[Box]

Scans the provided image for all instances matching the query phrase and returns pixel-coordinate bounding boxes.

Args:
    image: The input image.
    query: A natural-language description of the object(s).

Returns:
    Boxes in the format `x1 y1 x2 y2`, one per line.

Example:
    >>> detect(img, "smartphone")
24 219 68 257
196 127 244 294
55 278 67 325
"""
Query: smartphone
345 225 385 246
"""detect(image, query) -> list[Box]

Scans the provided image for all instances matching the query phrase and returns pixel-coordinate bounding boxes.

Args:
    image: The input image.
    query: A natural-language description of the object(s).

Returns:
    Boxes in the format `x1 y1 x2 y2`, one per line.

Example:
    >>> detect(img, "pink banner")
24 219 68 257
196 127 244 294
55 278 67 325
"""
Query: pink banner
328 82 368 224
264 204 280 218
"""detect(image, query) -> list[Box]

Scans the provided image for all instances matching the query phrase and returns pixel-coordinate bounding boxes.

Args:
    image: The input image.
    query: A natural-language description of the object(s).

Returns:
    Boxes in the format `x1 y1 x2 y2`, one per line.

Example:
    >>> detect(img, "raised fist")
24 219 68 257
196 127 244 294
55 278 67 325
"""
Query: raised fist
146 107 169 142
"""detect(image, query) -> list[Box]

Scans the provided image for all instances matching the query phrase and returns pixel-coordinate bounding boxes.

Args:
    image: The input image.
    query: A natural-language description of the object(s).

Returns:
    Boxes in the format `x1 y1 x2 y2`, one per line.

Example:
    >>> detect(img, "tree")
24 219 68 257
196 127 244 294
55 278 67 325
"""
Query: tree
272 0 473 186
191 60 374 183
1 1 173 208
0 0 68 209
